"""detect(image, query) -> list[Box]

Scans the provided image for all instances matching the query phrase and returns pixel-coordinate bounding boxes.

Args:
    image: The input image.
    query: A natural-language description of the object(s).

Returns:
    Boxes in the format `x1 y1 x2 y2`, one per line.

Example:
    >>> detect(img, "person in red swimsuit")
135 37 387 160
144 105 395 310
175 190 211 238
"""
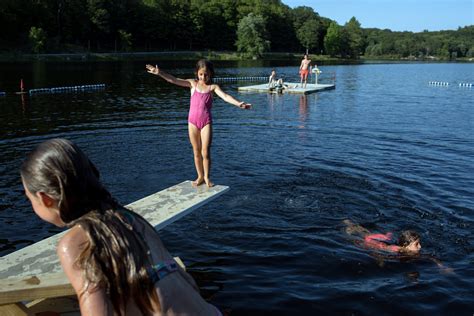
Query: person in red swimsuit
364 230 421 254
343 219 421 254
299 54 312 88
343 219 454 273
146 60 251 187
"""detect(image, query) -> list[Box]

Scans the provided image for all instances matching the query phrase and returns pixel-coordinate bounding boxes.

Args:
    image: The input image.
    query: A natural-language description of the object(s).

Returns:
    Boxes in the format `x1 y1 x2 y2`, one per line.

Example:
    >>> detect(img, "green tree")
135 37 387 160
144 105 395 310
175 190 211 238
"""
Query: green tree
296 18 321 53
118 29 132 51
29 26 47 53
345 17 363 58
235 13 270 58
324 21 342 57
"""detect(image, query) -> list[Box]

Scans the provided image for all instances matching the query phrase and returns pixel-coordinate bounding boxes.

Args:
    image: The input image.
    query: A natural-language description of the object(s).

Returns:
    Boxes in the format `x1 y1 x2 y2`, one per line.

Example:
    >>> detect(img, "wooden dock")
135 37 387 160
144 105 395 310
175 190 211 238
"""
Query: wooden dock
0 180 229 315
238 82 335 95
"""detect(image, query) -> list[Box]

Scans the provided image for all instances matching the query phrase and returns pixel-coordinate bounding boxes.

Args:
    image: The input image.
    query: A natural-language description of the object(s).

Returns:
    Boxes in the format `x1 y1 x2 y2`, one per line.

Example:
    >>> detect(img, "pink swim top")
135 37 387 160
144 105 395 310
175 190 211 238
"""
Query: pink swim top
364 232 400 253
188 84 213 130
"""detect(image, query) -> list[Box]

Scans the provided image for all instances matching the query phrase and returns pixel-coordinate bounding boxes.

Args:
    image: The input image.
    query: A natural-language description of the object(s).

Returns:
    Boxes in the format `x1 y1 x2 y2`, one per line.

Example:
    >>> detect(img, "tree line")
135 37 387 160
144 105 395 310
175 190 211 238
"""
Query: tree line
1 0 473 59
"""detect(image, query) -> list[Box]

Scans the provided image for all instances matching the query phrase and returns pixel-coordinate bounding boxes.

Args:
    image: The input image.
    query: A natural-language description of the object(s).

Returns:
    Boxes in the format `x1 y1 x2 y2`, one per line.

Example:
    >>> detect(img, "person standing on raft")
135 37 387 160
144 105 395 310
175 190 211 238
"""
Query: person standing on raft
299 54 312 88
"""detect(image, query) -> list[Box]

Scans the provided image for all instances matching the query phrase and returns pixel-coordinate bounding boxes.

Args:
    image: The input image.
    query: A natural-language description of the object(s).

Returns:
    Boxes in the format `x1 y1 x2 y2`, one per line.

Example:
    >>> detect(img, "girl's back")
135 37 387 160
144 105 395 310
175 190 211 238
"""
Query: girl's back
123 210 216 315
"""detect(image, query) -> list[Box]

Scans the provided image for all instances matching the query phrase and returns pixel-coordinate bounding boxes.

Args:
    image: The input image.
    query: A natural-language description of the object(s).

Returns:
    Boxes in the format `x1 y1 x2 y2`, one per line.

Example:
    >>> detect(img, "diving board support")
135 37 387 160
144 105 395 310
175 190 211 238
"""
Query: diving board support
0 180 228 314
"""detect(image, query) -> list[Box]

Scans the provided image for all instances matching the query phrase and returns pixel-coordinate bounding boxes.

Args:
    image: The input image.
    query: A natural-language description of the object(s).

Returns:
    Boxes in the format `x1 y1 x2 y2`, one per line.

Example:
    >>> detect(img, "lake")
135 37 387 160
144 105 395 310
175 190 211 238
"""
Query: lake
0 60 473 314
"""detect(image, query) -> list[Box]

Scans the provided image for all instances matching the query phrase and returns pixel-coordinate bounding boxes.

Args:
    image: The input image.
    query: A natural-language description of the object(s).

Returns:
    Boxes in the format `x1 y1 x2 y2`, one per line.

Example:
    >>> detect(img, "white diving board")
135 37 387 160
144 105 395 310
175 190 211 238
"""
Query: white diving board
0 180 229 313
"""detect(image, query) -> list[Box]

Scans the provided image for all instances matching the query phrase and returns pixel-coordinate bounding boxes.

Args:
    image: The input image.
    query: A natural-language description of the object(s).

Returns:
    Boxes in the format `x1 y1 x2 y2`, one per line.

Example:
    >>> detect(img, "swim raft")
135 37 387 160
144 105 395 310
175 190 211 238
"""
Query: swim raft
238 82 335 95
0 180 229 315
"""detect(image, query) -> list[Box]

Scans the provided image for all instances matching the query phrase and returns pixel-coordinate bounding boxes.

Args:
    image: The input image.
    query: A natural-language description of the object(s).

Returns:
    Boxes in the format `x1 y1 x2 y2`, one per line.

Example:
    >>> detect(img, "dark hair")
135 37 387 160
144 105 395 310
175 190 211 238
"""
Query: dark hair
21 138 113 223
398 230 420 247
195 59 214 84
21 139 159 315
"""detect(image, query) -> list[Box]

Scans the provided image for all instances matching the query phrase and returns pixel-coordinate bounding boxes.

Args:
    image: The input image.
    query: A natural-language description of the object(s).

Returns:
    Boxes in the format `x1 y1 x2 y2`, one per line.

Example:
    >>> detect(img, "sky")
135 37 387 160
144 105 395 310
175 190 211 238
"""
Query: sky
283 0 473 32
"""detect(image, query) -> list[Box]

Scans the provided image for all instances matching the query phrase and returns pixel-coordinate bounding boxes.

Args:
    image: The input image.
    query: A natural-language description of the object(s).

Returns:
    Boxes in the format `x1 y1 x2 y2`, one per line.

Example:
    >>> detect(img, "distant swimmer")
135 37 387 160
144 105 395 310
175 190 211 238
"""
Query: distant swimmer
343 219 453 273
343 219 421 254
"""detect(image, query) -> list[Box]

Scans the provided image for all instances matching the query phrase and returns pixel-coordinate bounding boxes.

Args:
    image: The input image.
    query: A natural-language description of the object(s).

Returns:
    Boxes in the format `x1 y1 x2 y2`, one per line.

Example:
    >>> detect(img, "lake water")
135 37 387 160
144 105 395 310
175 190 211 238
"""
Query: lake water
0 60 473 314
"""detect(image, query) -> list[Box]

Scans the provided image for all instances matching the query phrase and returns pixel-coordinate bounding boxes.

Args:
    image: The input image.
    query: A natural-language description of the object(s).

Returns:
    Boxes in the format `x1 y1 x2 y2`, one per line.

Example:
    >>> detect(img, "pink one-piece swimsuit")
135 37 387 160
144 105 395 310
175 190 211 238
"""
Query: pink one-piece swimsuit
364 233 400 253
188 85 213 130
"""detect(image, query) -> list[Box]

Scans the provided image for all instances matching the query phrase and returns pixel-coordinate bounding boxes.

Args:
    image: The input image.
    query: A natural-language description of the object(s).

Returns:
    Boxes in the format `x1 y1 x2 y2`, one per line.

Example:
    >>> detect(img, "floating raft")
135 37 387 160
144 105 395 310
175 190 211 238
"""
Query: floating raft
0 180 229 315
238 82 335 95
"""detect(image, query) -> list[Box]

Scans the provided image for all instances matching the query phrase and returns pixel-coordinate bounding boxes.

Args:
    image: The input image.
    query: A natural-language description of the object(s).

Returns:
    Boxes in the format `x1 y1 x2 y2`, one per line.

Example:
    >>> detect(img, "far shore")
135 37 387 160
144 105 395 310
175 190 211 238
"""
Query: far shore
0 51 472 63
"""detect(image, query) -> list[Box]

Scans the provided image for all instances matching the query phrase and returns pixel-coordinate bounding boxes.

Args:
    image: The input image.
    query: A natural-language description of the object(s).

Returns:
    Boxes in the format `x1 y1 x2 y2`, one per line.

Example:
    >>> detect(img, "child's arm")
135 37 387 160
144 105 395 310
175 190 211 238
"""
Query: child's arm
427 255 454 274
213 84 251 109
146 64 191 88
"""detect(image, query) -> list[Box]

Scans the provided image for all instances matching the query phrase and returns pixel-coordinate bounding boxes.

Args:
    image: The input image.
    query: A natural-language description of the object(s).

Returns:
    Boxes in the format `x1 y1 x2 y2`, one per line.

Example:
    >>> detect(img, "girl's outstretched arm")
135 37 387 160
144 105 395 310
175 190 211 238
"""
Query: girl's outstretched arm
146 64 191 88
213 84 251 109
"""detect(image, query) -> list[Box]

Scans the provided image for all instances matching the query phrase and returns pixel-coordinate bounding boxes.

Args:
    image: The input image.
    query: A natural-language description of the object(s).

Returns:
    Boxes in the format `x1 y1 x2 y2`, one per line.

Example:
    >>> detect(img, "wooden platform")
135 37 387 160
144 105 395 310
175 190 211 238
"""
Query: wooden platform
0 180 229 314
238 82 335 94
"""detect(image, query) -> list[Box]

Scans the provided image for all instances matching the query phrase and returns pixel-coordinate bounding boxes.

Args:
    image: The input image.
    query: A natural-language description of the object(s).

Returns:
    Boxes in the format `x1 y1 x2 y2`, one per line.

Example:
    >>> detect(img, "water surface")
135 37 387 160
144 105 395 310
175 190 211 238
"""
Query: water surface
0 61 473 314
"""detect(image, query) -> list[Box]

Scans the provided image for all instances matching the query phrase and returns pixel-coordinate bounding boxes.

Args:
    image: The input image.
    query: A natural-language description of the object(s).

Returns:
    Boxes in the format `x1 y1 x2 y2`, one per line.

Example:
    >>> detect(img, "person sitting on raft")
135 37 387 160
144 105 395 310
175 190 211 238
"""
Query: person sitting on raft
268 69 285 88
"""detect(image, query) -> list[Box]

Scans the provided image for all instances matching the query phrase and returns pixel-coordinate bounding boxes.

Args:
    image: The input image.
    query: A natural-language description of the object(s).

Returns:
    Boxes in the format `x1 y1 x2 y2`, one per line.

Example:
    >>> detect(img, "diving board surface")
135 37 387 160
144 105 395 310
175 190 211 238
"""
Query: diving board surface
0 180 228 304
238 82 335 94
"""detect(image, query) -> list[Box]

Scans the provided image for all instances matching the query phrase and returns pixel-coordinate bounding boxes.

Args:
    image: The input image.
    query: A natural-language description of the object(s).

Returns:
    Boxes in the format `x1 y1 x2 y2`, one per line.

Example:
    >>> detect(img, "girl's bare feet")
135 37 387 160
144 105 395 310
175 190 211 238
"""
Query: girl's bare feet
192 178 204 186
204 178 214 187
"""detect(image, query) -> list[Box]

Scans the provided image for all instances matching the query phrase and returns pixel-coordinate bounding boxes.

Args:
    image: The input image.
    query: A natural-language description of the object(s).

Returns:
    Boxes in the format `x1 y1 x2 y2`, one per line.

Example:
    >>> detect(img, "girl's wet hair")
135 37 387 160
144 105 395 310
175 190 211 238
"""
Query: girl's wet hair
398 230 420 247
195 59 214 84
21 138 113 223
21 138 159 315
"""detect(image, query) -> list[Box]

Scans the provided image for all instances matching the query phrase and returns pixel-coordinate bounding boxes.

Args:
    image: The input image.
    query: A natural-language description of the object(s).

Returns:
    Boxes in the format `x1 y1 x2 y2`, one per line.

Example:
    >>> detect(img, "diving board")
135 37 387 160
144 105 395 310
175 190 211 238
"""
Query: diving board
238 82 335 95
0 180 229 313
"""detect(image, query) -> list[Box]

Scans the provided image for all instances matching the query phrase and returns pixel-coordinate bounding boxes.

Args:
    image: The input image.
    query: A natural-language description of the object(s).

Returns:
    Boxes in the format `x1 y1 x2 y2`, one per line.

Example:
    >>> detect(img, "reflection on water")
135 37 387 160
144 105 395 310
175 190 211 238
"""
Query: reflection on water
0 61 473 314
299 94 308 128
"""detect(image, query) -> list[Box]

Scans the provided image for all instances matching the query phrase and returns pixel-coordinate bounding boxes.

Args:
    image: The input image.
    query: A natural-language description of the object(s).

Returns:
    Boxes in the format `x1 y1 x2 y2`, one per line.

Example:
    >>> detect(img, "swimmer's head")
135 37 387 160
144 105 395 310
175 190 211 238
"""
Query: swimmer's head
399 230 421 253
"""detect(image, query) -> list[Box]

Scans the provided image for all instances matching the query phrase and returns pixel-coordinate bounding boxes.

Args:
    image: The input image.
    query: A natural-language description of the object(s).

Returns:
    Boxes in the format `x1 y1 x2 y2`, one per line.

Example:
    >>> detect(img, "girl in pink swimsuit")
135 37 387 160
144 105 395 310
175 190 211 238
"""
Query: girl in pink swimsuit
343 220 421 254
343 220 453 273
146 60 251 187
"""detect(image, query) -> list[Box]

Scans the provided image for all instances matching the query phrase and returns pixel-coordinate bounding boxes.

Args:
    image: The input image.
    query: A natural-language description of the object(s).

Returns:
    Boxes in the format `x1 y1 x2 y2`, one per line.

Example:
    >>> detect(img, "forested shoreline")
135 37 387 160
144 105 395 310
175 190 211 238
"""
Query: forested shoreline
1 0 473 60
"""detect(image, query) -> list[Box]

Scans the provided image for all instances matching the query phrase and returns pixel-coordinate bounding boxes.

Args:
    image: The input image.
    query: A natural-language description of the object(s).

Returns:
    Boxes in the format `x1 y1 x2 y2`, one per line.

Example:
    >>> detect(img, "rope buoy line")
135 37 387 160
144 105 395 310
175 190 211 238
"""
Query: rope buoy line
29 84 106 95
213 76 267 82
429 81 472 87
429 81 449 86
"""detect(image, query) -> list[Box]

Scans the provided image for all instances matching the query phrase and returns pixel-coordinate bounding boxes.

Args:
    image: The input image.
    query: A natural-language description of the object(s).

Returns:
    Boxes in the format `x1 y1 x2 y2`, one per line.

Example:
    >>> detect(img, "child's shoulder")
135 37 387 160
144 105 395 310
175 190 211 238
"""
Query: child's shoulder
57 224 88 257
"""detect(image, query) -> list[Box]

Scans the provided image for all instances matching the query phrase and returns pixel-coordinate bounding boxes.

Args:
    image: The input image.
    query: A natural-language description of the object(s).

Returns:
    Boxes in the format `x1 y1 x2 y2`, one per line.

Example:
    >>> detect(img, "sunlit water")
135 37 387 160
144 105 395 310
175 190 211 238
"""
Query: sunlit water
0 60 473 314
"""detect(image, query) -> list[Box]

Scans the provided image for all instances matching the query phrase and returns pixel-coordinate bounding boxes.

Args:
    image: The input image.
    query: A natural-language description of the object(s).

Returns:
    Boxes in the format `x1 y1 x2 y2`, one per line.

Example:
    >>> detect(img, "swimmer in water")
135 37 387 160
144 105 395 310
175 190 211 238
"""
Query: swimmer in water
343 219 453 273
343 219 421 254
